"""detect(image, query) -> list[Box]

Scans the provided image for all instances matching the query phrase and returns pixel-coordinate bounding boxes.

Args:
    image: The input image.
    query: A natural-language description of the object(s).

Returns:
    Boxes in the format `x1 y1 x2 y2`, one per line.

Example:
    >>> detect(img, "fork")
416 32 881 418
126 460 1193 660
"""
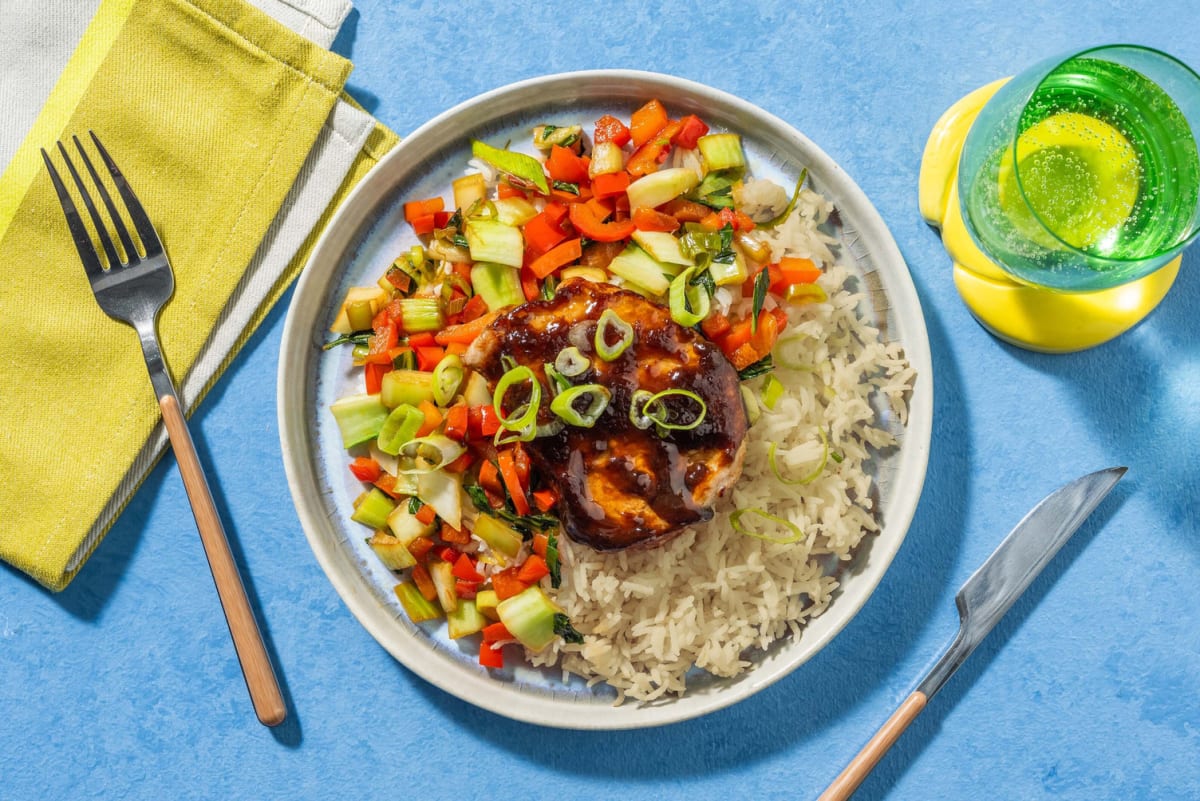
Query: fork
42 132 286 727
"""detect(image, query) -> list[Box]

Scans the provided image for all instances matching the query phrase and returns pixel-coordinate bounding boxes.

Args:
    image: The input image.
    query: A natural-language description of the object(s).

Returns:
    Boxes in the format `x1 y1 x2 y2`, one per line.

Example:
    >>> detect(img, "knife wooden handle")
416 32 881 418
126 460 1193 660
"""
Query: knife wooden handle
160 394 287 727
818 691 928 801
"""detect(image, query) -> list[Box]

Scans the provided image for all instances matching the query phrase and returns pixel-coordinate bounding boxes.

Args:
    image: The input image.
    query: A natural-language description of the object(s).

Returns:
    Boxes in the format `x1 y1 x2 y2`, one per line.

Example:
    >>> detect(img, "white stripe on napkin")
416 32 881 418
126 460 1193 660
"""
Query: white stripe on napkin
0 2 97 173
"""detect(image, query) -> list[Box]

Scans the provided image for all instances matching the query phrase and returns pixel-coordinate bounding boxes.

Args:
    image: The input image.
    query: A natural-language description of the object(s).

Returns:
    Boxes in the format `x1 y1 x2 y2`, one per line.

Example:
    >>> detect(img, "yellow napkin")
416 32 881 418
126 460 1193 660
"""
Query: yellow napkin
0 0 397 590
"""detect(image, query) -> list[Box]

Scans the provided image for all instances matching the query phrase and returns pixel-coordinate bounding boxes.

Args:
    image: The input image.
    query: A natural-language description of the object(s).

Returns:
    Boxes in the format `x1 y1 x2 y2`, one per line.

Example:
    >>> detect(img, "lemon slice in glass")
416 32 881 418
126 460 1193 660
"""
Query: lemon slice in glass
998 111 1141 252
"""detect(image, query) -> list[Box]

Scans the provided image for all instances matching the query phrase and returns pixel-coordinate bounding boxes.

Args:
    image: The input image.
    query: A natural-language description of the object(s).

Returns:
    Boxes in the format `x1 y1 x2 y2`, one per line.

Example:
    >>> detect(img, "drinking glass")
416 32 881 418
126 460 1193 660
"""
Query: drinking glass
957 45 1200 294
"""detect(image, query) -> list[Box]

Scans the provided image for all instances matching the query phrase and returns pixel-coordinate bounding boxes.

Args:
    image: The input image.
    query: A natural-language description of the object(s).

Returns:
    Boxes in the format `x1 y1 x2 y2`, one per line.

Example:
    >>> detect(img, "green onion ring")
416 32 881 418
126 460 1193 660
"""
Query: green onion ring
543 362 570 393
594 309 634 361
629 389 655 430
669 267 711 327
395 435 467 474
761 374 785 411
642 388 707 431
772 333 814 371
493 365 541 433
730 508 805 544
550 384 611 428
555 346 591 377
767 428 829 486
431 354 464 407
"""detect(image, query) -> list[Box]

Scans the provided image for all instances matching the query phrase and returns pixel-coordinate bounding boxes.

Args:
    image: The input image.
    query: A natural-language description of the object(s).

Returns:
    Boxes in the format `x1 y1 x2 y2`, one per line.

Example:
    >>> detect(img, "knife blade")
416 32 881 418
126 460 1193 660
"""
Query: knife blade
818 466 1127 801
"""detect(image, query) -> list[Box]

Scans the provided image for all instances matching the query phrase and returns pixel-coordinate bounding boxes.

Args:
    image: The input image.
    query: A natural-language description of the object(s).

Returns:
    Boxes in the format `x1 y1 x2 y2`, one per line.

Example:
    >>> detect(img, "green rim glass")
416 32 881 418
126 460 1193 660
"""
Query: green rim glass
958 44 1200 291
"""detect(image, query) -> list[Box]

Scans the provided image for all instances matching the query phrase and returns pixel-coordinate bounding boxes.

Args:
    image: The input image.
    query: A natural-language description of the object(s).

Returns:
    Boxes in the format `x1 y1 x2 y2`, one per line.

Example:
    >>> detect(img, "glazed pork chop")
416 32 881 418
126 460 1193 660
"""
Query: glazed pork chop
464 279 748 551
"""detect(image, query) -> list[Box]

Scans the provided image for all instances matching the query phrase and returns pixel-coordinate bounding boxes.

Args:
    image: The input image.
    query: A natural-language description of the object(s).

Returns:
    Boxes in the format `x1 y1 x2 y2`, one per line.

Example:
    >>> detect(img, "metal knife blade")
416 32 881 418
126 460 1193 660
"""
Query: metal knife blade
819 467 1126 801
917 465 1127 698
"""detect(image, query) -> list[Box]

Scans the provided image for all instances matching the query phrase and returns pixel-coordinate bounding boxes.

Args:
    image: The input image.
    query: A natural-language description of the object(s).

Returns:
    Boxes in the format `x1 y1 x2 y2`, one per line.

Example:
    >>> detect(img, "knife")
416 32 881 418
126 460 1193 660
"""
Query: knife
818 466 1127 801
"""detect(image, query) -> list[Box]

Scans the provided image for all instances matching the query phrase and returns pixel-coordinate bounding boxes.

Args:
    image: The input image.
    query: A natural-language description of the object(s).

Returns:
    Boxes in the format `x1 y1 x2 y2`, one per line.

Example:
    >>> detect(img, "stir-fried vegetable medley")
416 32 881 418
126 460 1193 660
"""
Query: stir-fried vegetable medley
326 99 827 669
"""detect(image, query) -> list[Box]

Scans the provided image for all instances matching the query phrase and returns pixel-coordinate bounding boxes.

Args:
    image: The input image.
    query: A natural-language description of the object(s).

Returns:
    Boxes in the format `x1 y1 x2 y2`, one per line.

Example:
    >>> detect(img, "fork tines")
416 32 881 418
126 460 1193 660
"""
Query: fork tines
41 132 162 275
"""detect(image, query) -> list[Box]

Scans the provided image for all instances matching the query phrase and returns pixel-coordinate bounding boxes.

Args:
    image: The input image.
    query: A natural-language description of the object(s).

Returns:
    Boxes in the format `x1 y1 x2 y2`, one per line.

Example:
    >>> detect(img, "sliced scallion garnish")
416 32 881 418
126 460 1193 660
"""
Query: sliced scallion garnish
767 428 829 486
594 309 634 361
493 365 542 434
641 388 707 432
750 267 770 333
669 266 711 327
431 354 464 407
730 508 805 544
395 435 467 475
629 389 655 430
550 384 611 428
554 346 590 377
761 374 785 410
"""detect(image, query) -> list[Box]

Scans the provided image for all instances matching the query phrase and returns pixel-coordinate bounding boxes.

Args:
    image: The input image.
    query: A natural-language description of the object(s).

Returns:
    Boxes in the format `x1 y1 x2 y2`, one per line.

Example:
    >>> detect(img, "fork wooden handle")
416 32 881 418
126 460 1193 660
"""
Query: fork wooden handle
818 691 927 801
159 394 287 727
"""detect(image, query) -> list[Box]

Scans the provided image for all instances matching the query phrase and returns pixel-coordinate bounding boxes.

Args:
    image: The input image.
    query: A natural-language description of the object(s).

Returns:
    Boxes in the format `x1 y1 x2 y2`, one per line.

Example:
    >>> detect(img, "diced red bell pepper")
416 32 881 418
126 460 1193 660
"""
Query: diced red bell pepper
452 552 485 582
531 489 558 513
404 197 444 222
523 209 570 255
482 621 513 643
491 568 528 601
455 580 479 600
348 457 382 483
632 207 680 233
443 403 469 442
516 554 550 584
414 503 437 526
546 145 590 184
469 406 502 439
567 202 636 243
594 114 632 147
408 537 436 562
590 171 631 200
364 362 388 394
415 345 445 372
478 640 504 669
497 449 531 516
674 114 710 149
630 99 669 148
478 458 504 496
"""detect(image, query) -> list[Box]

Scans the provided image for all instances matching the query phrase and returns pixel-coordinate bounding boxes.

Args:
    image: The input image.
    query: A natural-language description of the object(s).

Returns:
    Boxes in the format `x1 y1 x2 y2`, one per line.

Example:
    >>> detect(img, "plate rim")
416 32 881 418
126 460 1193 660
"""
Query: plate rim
278 68 934 730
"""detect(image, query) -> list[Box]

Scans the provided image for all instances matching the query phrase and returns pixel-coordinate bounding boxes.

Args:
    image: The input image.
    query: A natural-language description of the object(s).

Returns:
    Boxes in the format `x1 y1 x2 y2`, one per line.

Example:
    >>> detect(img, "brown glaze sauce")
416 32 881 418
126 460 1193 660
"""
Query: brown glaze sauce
469 280 748 551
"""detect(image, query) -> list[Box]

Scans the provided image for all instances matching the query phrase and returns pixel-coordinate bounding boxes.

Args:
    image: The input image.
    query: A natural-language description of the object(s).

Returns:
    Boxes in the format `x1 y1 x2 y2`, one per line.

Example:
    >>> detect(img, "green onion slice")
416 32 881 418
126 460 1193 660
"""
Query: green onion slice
761 374 785 410
594 309 634 361
767 428 829 485
431 354 464 407
376 403 425 456
493 365 542 433
554 346 590 377
543 362 570 393
730 508 805 544
759 168 808 229
629 389 655 430
642 388 707 432
773 334 813 371
550 384 611 428
395 435 466 474
669 266 711 327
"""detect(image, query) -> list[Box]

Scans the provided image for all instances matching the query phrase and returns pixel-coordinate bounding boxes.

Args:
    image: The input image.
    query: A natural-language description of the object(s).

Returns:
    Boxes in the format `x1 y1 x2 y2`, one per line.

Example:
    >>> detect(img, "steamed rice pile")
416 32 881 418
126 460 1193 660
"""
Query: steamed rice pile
528 181 916 703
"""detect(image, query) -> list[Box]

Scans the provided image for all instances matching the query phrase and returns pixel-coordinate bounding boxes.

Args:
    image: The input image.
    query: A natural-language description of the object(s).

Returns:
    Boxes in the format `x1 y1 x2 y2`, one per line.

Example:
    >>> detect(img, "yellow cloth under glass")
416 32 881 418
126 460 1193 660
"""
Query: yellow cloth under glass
0 0 397 590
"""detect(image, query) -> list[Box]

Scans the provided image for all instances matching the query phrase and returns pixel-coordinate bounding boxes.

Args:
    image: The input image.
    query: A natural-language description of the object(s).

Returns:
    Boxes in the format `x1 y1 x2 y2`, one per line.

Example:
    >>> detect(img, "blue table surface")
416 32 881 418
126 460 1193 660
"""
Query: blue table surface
4 2 1198 799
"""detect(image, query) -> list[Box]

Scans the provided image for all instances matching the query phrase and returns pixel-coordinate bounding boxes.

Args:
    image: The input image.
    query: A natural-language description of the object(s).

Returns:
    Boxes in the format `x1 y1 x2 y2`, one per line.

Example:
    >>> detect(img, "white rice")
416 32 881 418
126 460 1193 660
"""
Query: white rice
527 186 916 703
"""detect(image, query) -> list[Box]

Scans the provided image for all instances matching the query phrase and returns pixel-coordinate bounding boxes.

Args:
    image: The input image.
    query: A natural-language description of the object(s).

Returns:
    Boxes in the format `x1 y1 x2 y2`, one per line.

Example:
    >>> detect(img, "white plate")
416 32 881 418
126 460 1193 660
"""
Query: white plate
277 70 933 729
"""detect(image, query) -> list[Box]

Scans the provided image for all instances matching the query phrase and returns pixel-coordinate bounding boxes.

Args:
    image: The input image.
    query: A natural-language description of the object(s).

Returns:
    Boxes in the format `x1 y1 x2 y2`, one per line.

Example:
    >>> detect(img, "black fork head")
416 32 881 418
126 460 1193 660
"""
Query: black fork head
41 132 164 277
